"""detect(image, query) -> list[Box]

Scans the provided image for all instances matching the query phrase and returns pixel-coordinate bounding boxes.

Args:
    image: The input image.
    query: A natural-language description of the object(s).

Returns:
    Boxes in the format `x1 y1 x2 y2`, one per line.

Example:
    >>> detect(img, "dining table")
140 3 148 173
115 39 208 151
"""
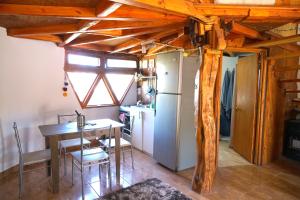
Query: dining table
39 118 124 193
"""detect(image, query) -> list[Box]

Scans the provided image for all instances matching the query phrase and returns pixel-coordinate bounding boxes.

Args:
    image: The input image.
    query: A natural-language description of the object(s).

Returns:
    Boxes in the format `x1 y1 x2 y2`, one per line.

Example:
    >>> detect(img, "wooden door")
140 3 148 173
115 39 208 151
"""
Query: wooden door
231 54 258 162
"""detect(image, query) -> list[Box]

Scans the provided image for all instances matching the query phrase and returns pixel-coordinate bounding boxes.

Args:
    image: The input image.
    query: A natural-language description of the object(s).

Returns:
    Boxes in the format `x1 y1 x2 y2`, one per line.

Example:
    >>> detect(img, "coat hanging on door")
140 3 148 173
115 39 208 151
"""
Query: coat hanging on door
220 69 235 137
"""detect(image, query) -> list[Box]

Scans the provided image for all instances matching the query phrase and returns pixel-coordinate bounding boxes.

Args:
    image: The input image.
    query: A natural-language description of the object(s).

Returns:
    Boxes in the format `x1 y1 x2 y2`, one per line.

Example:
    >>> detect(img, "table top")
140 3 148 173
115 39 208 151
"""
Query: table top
39 118 124 137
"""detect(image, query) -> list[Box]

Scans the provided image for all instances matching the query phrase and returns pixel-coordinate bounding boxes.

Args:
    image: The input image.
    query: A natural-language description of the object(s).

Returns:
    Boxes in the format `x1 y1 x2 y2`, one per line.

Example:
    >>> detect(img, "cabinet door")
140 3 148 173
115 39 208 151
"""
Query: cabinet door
131 109 143 151
143 110 154 155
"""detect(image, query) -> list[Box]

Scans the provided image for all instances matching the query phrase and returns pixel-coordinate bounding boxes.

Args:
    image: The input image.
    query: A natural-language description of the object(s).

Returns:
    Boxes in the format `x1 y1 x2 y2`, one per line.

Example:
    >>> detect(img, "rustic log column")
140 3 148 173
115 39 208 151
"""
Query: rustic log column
192 47 222 192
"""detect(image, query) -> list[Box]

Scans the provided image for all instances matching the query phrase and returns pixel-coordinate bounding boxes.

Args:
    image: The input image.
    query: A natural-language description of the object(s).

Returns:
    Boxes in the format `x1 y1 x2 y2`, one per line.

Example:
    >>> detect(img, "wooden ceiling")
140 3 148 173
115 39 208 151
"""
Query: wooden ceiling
0 0 300 56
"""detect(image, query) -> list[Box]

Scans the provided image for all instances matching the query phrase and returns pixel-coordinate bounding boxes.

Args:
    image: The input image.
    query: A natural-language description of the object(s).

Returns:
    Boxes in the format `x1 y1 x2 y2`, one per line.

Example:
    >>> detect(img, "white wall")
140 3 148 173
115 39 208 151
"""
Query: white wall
0 28 136 172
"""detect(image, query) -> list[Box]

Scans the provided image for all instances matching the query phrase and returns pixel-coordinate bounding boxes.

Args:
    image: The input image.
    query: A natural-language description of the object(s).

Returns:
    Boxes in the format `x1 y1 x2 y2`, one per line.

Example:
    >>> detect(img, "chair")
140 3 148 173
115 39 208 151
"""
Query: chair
13 122 51 199
100 116 135 169
57 114 91 175
71 125 112 199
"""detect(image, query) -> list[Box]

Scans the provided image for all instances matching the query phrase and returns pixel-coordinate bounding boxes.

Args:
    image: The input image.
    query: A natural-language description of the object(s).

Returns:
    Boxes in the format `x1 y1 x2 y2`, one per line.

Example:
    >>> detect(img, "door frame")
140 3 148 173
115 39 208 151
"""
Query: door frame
222 47 268 165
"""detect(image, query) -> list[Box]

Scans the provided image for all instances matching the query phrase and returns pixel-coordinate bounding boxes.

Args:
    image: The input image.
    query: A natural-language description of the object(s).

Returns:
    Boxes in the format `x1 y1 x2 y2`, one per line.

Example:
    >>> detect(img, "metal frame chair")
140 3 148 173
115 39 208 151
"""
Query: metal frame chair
100 116 135 169
57 114 91 175
13 122 51 199
71 125 112 199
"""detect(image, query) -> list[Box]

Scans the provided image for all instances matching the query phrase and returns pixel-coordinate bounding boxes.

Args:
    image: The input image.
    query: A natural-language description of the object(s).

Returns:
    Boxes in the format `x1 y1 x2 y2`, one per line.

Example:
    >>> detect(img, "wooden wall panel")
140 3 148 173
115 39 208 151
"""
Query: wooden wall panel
262 47 298 164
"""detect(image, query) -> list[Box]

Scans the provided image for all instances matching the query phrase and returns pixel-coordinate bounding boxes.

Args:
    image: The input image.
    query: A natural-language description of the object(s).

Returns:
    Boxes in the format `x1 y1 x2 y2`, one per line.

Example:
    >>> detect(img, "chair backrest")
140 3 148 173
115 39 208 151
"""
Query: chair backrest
13 122 23 160
57 114 77 124
79 124 112 158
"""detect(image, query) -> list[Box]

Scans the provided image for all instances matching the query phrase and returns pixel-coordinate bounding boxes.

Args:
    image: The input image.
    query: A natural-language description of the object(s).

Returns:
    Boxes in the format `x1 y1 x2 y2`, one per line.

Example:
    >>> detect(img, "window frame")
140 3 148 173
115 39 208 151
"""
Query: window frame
64 48 138 109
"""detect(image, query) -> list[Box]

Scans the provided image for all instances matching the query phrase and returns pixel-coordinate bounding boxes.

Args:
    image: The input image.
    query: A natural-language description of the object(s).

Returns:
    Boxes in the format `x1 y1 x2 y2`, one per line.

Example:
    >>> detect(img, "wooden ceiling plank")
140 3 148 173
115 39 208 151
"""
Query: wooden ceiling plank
8 20 182 37
0 3 186 21
267 51 300 60
59 1 122 47
193 4 300 20
90 20 180 31
109 0 214 23
72 43 114 52
246 35 300 48
112 28 183 53
0 3 95 18
107 4 187 22
96 1 122 17
275 65 300 72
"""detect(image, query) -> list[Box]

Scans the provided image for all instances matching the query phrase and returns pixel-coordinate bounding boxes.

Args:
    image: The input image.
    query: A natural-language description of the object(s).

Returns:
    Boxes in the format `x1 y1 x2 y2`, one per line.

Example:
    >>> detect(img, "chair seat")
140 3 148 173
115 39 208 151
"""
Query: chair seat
71 148 109 163
23 149 51 165
100 138 131 148
60 138 91 149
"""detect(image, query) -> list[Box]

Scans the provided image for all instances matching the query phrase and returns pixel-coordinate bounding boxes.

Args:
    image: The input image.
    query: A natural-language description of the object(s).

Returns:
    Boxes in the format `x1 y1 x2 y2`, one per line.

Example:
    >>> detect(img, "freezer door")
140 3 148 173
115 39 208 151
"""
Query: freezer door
156 51 181 94
153 93 179 171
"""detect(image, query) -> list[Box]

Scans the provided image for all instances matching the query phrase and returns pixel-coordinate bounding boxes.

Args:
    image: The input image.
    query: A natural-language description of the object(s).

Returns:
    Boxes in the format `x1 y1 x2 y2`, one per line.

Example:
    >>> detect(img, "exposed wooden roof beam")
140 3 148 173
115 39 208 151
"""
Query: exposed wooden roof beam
8 24 79 37
228 21 266 40
128 46 142 54
112 28 183 53
193 4 300 21
69 23 184 46
16 34 62 43
109 0 214 23
0 3 95 18
0 3 185 21
265 31 300 52
246 35 300 48
107 5 186 21
8 21 180 37
147 33 186 55
59 20 100 46
280 79 300 83
110 1 300 22
59 1 122 46
72 43 114 52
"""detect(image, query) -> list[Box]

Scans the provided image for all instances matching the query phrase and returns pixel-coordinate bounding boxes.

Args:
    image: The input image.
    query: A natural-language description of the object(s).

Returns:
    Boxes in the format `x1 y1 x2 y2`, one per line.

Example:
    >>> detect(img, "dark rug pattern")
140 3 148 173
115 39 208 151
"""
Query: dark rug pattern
99 178 192 200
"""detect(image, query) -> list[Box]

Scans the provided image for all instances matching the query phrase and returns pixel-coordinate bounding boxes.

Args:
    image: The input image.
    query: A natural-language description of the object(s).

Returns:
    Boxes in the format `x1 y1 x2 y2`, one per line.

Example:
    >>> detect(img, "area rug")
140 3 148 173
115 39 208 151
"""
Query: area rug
99 178 192 200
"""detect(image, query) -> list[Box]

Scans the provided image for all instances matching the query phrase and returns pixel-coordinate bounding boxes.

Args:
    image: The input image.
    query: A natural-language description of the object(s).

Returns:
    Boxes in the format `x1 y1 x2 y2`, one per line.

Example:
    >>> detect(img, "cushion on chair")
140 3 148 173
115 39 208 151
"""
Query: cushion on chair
70 148 109 163
60 138 91 148
23 149 51 165
100 138 131 148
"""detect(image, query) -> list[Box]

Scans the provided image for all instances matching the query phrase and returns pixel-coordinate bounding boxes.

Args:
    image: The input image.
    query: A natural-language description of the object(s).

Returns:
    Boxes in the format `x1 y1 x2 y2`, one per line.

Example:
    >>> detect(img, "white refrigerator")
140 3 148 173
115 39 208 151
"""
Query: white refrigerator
153 50 200 171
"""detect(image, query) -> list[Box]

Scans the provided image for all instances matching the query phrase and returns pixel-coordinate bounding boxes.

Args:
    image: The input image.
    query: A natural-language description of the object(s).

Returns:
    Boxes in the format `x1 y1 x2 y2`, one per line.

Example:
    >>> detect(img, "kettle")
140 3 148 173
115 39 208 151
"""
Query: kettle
75 110 86 128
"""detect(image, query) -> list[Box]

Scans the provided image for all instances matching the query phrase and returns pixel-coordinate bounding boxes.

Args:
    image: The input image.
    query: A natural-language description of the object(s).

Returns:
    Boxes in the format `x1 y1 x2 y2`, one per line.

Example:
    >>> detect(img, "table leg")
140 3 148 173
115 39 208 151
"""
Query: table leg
50 135 59 193
114 128 121 185
45 137 51 176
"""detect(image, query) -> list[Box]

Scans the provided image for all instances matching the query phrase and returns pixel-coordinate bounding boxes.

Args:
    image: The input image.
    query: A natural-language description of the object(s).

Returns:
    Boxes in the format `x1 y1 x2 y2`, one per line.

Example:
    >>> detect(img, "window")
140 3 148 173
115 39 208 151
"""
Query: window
107 59 137 68
65 51 137 108
67 72 97 101
68 54 100 66
106 74 134 101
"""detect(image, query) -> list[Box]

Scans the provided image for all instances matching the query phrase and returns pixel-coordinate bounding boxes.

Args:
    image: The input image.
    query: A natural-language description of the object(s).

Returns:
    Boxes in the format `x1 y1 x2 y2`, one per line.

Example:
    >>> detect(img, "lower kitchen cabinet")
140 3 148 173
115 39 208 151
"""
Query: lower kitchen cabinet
130 107 154 156
142 109 154 155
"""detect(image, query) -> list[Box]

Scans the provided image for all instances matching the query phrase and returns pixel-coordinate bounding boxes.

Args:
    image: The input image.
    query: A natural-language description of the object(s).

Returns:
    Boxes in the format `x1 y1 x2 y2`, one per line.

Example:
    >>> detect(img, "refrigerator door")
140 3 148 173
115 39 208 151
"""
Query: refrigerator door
153 93 179 171
156 51 182 94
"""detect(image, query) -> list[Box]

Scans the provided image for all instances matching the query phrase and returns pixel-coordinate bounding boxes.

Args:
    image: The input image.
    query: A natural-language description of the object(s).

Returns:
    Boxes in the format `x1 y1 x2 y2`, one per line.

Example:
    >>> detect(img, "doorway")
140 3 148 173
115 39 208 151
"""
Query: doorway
219 53 259 166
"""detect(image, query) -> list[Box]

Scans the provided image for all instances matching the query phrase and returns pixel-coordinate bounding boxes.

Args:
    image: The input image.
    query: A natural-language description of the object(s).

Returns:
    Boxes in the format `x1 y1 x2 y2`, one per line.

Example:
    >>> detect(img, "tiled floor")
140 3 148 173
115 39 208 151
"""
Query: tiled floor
1 142 300 200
